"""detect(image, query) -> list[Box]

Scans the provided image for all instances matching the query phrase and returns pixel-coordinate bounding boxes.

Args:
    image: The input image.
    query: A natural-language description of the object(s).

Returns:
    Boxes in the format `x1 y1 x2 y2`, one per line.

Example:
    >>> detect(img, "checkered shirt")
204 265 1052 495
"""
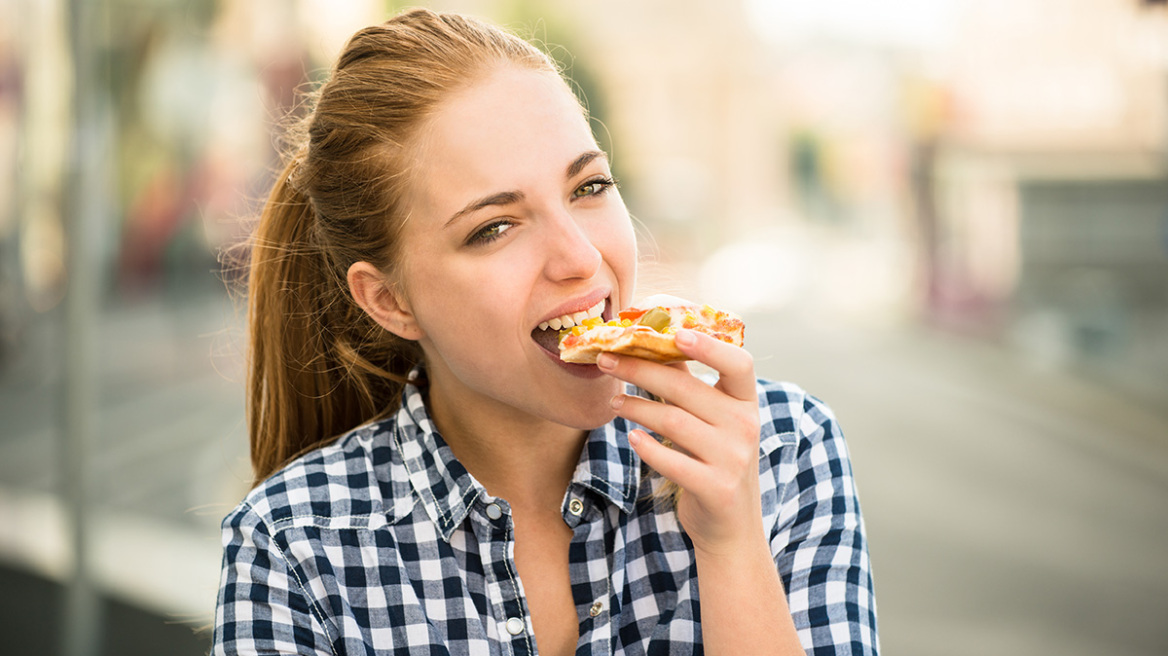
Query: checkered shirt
213 379 878 655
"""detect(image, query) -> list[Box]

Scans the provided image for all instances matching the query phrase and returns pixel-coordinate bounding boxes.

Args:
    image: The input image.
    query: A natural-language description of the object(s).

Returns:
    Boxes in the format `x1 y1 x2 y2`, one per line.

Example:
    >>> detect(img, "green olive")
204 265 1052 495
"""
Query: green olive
638 307 671 333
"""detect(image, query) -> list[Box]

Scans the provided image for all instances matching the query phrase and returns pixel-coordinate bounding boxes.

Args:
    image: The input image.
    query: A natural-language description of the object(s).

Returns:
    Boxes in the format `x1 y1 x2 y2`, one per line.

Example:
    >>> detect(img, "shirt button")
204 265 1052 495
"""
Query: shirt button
485 503 503 520
505 617 525 635
568 498 584 516
589 601 604 617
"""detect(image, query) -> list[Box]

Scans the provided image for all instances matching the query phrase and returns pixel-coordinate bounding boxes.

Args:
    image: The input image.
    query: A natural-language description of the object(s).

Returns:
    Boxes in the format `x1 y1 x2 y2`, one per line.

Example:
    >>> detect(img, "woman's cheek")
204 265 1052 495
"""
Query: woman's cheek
603 216 638 306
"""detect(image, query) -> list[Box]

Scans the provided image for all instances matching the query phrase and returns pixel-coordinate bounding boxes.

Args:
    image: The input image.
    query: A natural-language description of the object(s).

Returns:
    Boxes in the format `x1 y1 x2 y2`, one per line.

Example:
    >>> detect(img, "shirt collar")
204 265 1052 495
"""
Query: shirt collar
571 407 641 514
390 379 642 542
391 381 481 541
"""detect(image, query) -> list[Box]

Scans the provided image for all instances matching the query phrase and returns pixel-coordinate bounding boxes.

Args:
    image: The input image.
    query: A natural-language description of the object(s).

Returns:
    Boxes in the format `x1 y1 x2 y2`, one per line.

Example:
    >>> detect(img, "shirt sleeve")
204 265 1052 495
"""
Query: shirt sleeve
213 502 335 656
769 392 879 655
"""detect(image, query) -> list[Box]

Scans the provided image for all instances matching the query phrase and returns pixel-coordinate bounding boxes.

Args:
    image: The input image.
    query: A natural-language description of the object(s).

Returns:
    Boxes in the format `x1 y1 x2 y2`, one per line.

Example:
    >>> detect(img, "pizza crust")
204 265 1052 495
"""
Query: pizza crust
560 328 687 364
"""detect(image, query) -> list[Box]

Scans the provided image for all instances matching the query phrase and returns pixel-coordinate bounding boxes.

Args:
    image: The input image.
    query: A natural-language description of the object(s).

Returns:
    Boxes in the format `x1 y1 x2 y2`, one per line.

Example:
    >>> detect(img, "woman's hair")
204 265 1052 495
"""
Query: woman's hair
247 8 560 484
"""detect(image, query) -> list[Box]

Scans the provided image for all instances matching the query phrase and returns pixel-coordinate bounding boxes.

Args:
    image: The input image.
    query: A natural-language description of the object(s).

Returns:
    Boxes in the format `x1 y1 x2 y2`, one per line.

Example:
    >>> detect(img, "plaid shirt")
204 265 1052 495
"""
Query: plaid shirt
214 379 878 655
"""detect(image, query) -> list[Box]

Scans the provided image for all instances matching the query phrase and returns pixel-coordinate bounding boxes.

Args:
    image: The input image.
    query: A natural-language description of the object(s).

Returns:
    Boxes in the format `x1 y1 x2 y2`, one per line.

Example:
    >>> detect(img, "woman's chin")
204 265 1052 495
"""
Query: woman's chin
563 406 617 432
550 382 622 430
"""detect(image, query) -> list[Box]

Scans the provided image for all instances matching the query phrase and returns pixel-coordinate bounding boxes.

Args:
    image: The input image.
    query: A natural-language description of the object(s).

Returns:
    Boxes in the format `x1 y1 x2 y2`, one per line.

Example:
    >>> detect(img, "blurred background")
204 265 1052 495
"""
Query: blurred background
1 0 1167 654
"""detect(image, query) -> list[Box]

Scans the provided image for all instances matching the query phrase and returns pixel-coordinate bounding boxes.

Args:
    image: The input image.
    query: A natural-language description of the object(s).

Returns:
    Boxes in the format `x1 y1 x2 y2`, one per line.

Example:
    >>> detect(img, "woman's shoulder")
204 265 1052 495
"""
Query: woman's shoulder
225 418 413 533
753 377 814 424
753 378 842 447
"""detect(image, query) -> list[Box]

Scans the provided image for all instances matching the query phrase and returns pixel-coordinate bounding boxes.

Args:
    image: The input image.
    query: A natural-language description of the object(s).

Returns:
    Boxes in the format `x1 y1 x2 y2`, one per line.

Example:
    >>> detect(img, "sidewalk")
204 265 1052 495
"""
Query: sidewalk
745 309 1168 656
2 565 210 656
0 287 251 650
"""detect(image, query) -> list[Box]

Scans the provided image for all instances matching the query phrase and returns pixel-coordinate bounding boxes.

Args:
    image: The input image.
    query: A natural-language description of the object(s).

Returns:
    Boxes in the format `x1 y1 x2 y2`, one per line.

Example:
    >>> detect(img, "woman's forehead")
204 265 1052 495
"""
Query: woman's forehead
405 67 600 211
421 68 593 164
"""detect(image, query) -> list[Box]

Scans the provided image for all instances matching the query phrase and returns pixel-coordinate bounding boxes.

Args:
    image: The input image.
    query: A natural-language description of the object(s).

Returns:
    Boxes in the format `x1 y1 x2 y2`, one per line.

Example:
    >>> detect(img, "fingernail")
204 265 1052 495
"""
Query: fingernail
610 394 625 410
597 352 617 370
628 429 641 446
675 330 696 347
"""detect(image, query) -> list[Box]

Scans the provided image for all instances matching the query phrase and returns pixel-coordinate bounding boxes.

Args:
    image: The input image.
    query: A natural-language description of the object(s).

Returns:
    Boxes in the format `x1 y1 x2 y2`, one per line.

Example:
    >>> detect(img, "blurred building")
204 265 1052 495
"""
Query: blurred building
553 0 1168 391
926 0 1168 394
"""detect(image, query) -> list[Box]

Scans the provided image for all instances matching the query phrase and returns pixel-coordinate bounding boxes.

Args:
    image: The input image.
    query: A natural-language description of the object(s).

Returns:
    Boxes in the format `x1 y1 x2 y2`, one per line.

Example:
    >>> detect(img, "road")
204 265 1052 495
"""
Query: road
747 310 1168 656
1 291 1166 655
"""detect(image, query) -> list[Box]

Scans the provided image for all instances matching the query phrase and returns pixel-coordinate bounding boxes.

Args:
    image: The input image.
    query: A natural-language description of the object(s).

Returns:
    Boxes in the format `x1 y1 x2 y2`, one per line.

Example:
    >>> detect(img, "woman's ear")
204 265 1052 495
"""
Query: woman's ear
347 261 424 341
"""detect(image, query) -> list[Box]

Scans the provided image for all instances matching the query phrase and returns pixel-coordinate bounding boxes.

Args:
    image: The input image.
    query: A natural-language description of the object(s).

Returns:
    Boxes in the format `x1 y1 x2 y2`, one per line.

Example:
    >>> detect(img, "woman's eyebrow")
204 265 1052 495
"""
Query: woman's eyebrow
444 150 607 229
567 150 605 179
445 190 524 228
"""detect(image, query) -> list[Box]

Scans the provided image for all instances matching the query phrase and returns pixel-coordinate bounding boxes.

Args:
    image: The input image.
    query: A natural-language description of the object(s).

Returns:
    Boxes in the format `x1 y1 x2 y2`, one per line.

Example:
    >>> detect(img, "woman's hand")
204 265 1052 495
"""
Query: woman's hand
597 329 763 556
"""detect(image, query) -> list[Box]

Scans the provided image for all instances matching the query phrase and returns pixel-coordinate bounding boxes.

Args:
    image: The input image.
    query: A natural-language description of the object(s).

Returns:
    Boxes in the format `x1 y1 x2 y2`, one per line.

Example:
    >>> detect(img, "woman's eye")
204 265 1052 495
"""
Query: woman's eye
467 220 514 246
573 177 617 199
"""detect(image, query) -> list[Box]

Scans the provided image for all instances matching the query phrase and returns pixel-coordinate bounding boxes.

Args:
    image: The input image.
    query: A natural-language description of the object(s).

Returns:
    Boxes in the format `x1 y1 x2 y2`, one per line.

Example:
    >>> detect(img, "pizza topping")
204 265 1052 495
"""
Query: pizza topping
558 298 745 364
637 307 671 333
563 317 631 339
618 308 647 323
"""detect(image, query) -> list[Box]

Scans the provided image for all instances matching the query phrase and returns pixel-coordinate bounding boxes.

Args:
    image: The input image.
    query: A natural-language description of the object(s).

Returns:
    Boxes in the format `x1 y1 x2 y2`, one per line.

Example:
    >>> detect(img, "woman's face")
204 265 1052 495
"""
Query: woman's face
394 65 637 430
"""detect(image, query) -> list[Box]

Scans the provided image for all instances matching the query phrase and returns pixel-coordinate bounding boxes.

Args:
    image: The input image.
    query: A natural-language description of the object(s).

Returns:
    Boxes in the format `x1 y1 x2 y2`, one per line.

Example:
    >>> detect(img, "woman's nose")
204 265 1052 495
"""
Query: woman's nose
542 212 603 281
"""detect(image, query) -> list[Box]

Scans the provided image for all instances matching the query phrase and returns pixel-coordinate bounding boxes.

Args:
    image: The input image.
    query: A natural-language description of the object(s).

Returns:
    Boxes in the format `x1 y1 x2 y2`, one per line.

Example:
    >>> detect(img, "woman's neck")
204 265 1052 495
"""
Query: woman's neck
424 381 588 509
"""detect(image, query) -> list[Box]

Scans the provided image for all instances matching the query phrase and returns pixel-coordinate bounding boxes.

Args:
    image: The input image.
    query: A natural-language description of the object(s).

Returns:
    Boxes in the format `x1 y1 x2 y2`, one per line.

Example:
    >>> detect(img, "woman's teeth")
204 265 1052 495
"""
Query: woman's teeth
538 298 605 331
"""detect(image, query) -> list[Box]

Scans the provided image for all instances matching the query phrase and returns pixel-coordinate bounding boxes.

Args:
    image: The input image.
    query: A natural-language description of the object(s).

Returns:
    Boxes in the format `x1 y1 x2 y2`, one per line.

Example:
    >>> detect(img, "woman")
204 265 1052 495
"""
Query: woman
214 8 878 655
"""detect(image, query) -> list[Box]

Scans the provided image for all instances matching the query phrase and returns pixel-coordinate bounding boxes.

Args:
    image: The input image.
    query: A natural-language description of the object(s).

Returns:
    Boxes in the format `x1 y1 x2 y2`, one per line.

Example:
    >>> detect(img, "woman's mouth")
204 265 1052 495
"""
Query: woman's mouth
537 298 606 332
531 297 609 356
532 326 562 355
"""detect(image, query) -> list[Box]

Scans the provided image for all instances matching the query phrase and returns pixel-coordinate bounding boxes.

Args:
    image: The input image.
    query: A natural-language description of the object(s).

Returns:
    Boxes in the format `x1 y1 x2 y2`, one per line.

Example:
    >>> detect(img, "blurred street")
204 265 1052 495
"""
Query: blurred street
0 285 252 652
1 290 1166 655
748 309 1168 656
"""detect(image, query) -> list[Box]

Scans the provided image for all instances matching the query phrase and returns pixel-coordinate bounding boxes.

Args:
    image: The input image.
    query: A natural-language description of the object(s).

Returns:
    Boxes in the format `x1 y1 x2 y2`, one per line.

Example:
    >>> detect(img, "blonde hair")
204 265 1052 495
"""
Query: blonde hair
247 9 560 484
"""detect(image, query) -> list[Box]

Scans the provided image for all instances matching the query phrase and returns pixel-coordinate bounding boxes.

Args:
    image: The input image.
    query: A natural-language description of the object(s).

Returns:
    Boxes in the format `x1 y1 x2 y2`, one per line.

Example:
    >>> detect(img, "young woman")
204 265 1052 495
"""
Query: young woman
214 8 878 655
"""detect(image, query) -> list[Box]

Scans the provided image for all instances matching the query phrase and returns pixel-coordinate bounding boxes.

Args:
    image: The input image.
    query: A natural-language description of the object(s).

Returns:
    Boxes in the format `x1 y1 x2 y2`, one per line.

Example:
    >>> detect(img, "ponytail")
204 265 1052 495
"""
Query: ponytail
247 157 419 485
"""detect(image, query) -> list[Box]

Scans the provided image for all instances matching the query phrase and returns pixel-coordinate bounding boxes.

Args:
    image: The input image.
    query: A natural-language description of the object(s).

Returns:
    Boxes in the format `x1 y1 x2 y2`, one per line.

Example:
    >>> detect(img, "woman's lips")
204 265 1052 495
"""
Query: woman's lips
530 295 613 357
540 338 604 378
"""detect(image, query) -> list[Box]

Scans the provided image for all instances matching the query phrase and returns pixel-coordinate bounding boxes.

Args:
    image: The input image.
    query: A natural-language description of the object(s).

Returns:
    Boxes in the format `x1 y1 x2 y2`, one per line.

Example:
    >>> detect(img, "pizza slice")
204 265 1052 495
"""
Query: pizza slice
559 295 745 364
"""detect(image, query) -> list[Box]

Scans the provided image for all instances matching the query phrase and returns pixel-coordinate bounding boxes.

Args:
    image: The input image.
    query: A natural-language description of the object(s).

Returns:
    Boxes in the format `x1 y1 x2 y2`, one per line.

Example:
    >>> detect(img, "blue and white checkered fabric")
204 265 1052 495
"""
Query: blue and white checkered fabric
213 379 878 655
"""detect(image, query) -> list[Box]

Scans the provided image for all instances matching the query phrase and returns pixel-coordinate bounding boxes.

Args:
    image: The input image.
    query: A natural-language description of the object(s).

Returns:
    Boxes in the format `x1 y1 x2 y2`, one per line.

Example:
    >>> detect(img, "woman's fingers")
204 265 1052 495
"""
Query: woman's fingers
603 355 759 469
628 428 710 491
672 330 757 402
597 352 737 428
611 392 710 457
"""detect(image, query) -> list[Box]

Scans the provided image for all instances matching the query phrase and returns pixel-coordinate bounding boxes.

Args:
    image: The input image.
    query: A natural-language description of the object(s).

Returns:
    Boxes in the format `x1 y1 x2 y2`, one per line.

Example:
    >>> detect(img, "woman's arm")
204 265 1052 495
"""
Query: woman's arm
599 330 877 655
772 392 878 654
599 329 805 655
691 528 803 655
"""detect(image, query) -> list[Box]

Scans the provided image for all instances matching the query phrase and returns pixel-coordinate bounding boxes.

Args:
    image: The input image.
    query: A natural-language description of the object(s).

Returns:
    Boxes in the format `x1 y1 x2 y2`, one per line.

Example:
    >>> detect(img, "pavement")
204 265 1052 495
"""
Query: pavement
746 309 1168 656
1 287 1167 655
0 286 251 654
1 565 210 656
